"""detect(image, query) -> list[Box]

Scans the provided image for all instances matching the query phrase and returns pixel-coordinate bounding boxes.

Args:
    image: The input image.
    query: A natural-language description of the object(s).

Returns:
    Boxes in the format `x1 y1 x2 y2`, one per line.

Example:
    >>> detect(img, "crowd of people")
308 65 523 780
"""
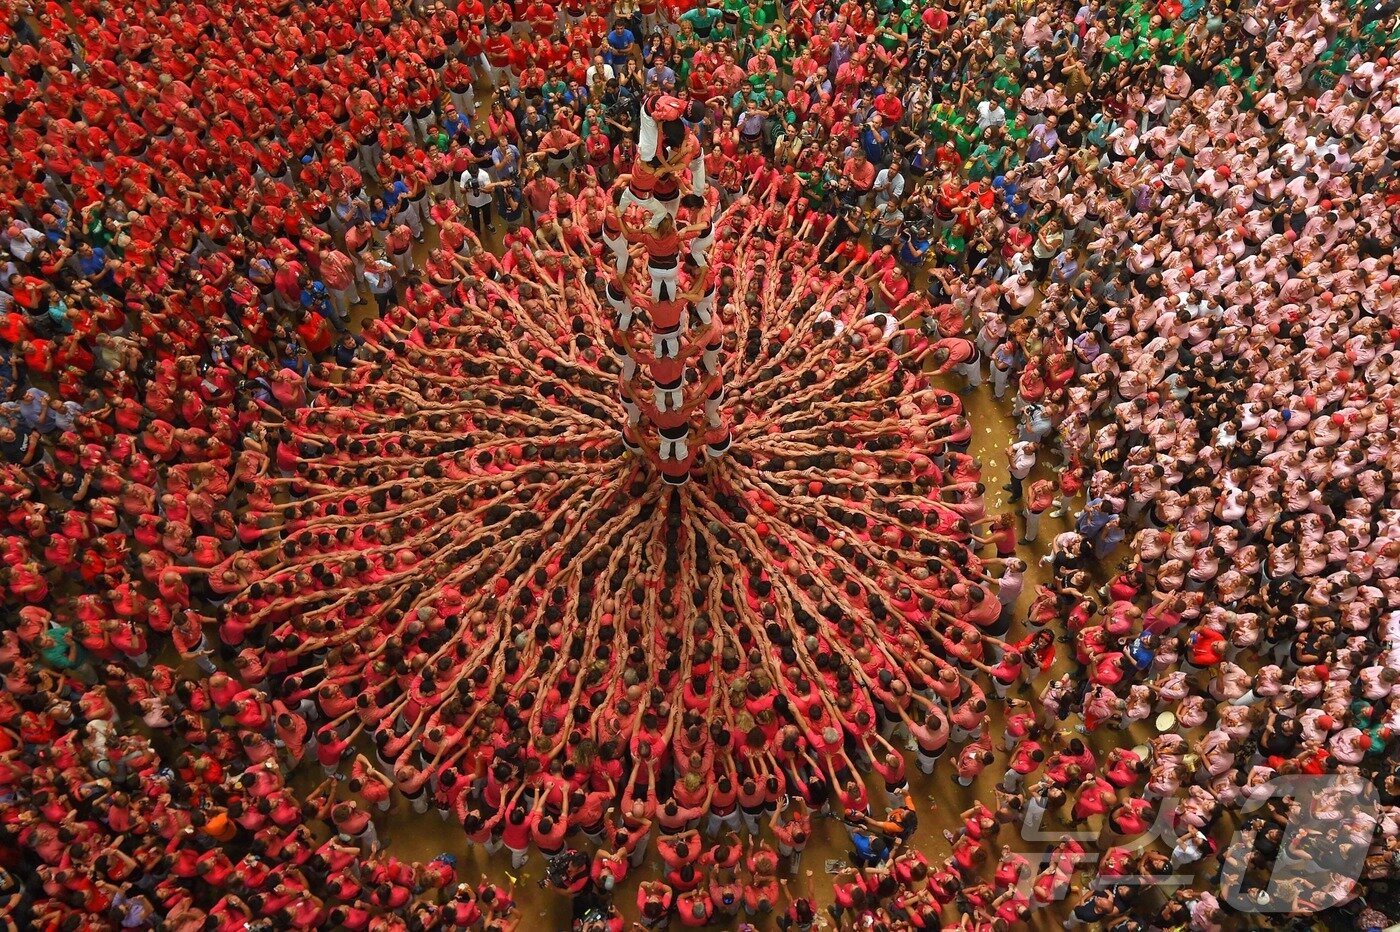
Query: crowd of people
2 0 1400 928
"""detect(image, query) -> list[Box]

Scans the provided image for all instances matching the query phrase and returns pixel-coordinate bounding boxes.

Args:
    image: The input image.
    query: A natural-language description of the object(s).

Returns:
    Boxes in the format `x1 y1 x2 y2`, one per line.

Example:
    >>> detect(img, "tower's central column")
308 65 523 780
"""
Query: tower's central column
603 95 731 485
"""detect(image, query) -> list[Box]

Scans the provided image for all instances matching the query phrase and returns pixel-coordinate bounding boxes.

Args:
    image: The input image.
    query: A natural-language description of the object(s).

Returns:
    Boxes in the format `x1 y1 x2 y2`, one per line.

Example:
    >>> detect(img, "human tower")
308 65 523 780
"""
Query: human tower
605 94 731 484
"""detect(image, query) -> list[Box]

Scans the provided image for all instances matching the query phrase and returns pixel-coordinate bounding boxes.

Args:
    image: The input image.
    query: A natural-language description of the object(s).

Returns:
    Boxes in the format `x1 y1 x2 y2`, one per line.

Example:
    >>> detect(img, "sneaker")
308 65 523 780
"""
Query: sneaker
1049 508 1065 518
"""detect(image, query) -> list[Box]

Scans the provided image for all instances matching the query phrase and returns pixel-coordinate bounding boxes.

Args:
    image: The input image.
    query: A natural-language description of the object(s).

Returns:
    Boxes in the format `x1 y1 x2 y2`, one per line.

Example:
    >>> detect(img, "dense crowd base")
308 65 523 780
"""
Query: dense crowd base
2 0 1400 929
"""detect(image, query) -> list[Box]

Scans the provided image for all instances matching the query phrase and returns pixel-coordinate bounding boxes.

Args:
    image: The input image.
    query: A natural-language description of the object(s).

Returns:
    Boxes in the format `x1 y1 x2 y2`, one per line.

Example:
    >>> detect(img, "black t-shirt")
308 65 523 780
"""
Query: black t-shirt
0 431 32 465
500 185 524 222
55 467 86 499
519 116 547 150
470 139 495 166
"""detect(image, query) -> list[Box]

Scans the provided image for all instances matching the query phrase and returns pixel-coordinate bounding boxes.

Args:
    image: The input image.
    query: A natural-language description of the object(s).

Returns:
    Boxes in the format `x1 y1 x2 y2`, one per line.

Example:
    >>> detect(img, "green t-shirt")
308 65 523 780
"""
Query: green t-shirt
1152 26 1185 61
934 112 973 156
992 72 1021 99
1361 19 1400 51
40 625 79 670
737 4 771 39
876 15 909 52
1102 34 1134 68
968 142 1005 181
752 26 787 62
86 214 113 248
680 6 721 33
1212 59 1242 87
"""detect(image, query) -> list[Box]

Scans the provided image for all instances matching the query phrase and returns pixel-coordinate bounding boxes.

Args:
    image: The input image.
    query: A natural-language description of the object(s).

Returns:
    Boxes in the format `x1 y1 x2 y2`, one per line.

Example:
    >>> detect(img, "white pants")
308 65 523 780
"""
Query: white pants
649 264 679 302
639 105 660 162
623 400 641 425
689 153 707 196
606 288 633 325
694 293 713 323
619 187 666 225
991 364 1011 399
450 89 475 117
690 230 714 266
617 353 637 382
330 285 357 319
629 831 651 867
486 62 516 90
705 810 740 837
705 393 723 426
604 231 629 274
702 347 719 375
950 723 981 744
356 140 380 173
656 385 684 412
885 785 907 811
1022 508 1043 542
401 200 425 238
654 331 681 358
660 432 689 462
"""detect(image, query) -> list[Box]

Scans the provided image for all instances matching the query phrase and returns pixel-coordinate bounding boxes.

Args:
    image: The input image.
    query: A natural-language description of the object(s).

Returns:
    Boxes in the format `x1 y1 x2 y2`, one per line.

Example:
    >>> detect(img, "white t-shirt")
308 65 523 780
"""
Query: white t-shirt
873 168 905 201
459 168 494 207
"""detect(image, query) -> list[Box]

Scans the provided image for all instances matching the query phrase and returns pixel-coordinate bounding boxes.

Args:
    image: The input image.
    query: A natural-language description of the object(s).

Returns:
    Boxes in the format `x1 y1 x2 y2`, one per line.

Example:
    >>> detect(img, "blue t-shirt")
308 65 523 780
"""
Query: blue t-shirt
384 180 410 210
301 283 334 320
606 28 635 52
860 126 890 164
443 112 471 139
898 231 930 265
76 247 108 278
851 832 887 864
